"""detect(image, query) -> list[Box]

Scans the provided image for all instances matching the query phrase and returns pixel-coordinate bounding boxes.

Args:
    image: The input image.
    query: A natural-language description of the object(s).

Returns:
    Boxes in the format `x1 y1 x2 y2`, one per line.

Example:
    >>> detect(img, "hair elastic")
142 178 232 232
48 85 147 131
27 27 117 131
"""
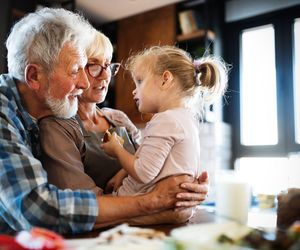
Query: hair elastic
193 61 202 86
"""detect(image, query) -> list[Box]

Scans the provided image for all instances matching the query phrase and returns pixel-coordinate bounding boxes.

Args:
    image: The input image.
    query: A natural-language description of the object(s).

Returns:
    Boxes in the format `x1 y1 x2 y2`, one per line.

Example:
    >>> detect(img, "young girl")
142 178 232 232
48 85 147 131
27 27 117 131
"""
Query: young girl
101 45 228 196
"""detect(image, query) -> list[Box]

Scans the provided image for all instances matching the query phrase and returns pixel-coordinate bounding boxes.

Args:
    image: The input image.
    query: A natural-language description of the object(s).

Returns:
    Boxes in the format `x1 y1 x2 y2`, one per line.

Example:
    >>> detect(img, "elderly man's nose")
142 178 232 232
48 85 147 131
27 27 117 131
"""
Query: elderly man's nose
78 69 90 89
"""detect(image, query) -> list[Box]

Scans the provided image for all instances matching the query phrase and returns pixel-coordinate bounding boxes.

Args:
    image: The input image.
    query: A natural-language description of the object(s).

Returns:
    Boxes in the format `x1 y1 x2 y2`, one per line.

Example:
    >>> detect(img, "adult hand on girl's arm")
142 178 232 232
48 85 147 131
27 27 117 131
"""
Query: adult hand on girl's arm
176 171 209 208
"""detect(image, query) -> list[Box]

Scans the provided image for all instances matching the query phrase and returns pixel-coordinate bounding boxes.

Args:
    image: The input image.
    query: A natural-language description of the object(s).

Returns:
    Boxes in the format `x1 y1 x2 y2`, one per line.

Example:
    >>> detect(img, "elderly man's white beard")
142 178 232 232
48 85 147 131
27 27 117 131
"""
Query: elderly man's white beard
45 91 78 119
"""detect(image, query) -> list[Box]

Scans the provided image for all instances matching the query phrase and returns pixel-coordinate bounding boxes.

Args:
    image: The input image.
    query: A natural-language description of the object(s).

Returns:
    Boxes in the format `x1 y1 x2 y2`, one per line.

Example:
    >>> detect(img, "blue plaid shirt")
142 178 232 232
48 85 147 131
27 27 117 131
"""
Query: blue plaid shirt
0 74 98 235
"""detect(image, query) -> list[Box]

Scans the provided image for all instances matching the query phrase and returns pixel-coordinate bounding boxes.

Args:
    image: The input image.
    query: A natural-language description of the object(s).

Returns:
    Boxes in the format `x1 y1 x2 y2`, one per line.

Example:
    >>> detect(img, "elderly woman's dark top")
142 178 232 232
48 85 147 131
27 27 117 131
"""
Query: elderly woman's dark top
38 111 135 194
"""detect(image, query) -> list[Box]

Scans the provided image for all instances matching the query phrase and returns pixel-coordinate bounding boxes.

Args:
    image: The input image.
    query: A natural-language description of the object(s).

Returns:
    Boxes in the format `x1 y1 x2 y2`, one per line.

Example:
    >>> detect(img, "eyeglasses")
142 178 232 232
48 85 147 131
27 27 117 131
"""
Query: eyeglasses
86 63 121 78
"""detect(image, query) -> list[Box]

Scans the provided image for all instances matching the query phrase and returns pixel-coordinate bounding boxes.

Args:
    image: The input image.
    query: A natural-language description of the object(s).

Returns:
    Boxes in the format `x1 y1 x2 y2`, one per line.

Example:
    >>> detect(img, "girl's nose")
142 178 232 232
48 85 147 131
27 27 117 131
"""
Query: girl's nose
132 88 137 95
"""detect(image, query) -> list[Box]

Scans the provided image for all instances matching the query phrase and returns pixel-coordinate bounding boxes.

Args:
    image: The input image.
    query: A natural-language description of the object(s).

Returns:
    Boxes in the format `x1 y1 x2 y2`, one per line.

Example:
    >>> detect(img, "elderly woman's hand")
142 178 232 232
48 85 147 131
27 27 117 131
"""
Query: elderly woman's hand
175 171 209 208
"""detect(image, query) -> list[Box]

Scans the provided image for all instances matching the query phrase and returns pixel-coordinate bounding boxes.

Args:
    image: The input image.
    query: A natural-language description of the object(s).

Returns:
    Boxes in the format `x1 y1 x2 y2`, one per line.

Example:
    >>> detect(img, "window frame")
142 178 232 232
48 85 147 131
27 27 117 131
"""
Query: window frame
223 5 300 160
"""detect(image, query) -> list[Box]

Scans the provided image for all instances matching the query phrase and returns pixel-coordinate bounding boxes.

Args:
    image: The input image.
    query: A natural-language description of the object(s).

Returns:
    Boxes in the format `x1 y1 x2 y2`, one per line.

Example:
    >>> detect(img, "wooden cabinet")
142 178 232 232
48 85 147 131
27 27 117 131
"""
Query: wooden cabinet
115 4 176 124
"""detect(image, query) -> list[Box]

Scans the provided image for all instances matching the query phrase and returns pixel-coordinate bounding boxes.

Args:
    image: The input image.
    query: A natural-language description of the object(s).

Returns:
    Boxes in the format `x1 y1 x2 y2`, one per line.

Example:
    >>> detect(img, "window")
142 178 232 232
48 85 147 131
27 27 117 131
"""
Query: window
240 25 277 146
237 157 291 195
224 6 300 193
294 18 300 144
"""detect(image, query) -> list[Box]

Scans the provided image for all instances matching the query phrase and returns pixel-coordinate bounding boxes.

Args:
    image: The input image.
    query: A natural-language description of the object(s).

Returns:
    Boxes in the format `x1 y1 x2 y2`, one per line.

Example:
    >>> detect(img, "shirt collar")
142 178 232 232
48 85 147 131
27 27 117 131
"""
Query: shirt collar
0 74 38 131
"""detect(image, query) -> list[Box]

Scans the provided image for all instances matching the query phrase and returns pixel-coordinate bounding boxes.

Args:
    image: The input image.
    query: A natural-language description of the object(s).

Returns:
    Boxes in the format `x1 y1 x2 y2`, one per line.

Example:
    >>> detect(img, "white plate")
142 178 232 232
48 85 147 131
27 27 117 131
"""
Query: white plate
65 237 164 250
170 221 252 250
64 224 166 250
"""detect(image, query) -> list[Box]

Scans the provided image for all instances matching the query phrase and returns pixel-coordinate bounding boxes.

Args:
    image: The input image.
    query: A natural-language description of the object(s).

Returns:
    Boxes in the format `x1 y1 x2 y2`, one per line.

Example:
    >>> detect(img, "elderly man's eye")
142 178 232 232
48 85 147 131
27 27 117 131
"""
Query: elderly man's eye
71 66 80 74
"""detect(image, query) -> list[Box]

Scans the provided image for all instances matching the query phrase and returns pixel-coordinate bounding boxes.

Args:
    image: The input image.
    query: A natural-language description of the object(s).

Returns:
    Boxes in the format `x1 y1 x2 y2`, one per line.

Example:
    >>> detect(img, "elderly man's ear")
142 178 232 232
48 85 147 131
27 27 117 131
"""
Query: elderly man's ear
25 64 44 90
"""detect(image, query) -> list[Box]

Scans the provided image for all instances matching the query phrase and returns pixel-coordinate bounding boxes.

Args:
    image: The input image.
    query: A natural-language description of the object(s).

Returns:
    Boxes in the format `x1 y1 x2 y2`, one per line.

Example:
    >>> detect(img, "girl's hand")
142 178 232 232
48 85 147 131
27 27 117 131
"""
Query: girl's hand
101 132 123 157
105 169 128 194
101 108 142 146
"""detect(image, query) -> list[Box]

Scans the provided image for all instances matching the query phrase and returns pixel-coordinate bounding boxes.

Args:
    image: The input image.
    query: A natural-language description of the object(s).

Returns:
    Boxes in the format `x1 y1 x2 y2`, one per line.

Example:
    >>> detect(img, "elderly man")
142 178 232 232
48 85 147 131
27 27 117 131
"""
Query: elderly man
0 8 208 235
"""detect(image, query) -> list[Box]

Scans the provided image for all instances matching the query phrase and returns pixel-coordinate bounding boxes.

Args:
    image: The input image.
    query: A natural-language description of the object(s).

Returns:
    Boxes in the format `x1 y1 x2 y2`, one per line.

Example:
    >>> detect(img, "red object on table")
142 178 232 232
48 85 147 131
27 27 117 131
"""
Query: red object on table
0 227 65 250
0 234 27 250
30 227 64 249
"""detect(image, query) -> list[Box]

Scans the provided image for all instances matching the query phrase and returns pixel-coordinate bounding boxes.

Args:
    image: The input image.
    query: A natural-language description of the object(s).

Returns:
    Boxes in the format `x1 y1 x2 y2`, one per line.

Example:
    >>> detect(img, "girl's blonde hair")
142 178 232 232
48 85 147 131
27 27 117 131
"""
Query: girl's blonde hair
126 45 228 116
86 29 113 60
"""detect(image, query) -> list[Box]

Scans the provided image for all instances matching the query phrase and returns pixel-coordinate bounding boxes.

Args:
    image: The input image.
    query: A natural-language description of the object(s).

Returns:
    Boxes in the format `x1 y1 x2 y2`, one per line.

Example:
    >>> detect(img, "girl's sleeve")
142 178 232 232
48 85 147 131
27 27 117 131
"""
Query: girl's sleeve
134 113 184 184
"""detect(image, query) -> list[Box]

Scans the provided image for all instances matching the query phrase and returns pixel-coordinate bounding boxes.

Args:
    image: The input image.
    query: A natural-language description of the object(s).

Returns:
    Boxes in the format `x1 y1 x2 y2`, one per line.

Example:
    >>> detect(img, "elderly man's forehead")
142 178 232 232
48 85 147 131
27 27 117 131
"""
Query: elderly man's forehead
59 42 87 63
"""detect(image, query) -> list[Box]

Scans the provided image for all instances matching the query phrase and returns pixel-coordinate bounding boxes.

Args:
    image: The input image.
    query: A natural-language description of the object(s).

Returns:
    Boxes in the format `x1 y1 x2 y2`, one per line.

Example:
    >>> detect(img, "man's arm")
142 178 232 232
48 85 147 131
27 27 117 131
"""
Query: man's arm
93 175 195 228
124 172 210 225
93 208 193 229
95 173 209 227
127 208 194 226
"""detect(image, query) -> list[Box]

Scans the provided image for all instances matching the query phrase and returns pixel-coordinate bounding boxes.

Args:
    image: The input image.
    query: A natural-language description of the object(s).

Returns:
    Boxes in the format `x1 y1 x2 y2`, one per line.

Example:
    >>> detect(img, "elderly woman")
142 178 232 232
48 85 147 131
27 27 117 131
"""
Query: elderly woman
39 29 209 224
76 31 138 192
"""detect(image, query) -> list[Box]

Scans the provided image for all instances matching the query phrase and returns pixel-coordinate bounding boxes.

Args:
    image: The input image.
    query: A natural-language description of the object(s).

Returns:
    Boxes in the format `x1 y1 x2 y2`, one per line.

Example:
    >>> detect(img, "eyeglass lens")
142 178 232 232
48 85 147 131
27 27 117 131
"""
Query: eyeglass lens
110 63 120 76
87 63 120 78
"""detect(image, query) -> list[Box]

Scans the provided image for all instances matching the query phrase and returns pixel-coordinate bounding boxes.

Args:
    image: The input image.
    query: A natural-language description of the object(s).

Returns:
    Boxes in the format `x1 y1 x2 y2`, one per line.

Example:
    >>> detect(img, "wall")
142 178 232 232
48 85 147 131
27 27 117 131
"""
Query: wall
115 4 176 124
0 0 10 73
199 122 231 203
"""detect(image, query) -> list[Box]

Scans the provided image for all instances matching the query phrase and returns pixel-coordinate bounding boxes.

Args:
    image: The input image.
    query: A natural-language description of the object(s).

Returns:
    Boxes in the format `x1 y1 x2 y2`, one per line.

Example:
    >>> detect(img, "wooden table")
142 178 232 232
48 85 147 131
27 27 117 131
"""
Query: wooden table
67 207 216 239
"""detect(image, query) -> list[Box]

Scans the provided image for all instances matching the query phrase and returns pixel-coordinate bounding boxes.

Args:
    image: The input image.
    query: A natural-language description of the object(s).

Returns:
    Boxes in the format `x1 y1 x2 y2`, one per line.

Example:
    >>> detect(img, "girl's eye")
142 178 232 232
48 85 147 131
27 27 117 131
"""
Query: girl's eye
136 79 142 85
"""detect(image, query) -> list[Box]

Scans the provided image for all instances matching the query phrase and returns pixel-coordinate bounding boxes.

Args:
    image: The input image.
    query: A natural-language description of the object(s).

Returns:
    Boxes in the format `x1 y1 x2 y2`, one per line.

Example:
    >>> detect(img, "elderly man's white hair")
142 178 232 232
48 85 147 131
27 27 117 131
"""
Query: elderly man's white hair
6 8 93 81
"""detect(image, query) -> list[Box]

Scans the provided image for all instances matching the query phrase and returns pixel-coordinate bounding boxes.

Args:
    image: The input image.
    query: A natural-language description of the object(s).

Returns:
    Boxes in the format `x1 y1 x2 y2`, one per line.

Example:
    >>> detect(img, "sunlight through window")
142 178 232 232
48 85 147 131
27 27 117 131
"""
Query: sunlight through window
235 157 300 195
240 25 278 145
294 19 300 144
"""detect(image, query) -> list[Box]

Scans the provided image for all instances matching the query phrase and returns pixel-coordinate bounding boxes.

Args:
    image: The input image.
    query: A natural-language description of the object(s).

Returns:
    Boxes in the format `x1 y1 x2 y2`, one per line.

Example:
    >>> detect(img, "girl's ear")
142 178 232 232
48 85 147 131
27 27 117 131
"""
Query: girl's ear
160 70 174 90
24 64 43 90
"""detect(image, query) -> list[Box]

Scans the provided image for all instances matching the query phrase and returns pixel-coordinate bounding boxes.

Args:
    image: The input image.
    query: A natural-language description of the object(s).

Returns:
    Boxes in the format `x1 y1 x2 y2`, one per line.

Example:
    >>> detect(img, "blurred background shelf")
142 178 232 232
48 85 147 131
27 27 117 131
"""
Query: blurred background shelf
177 29 215 42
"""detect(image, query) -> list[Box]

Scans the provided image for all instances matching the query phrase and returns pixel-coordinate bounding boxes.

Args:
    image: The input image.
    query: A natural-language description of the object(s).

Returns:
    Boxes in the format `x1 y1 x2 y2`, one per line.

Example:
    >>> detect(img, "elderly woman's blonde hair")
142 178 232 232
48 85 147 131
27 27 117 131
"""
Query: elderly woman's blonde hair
86 30 113 60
